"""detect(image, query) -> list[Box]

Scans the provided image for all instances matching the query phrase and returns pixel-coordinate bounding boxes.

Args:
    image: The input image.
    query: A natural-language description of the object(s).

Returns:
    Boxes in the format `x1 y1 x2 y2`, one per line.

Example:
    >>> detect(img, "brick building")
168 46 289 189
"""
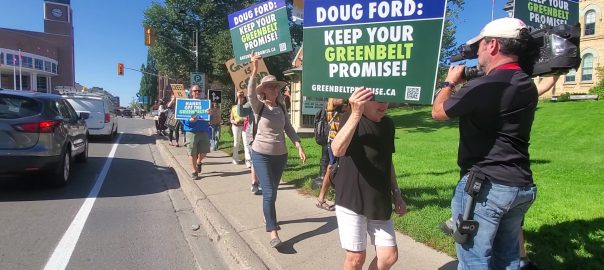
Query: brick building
0 0 75 93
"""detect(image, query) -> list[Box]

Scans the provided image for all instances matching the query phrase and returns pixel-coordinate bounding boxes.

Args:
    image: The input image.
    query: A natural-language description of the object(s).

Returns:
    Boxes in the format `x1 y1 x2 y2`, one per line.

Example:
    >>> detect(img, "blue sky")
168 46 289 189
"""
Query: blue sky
0 0 509 105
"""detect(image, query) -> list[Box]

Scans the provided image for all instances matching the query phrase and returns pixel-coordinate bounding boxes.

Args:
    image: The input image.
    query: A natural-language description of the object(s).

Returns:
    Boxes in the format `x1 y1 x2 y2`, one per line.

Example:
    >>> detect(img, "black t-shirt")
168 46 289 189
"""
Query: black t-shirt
444 65 538 186
332 112 395 220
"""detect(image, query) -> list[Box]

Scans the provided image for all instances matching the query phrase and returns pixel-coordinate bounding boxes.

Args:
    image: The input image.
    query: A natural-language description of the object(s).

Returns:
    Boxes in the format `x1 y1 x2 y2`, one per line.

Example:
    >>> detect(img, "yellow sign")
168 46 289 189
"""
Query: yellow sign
170 84 186 98
225 58 270 93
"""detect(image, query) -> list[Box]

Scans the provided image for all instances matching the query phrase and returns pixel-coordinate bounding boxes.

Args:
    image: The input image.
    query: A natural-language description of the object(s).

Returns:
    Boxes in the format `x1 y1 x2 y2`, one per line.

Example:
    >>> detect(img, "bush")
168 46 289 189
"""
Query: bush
588 85 604 98
557 92 571 102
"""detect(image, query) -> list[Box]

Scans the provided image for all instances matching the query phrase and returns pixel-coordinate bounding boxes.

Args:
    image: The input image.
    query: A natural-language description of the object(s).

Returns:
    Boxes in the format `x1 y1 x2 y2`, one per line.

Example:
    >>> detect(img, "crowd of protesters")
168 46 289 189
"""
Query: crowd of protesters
152 16 566 269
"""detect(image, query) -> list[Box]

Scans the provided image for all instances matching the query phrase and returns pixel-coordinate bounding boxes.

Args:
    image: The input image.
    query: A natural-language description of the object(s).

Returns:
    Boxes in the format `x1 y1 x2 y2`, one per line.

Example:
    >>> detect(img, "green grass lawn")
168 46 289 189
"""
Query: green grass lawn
219 101 604 269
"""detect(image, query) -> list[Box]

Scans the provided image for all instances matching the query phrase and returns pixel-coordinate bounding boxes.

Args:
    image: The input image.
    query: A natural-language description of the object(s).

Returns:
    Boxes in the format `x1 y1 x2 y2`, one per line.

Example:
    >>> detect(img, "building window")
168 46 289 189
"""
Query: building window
565 69 576 83
0 53 3 65
585 10 596 36
35 59 44 70
44 61 51 72
7 54 18 66
22 56 33 68
581 53 594 81
37 76 47 92
52 63 57 74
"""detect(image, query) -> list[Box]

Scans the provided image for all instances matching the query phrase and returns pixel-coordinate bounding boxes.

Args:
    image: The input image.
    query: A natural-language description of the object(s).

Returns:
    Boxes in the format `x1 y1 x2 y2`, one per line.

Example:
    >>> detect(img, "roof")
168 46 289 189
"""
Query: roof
0 89 61 100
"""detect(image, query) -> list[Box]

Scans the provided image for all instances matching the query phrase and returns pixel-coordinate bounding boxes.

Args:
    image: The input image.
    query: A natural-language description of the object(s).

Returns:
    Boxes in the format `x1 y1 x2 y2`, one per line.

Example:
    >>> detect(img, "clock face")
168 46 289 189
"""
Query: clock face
51 8 63 18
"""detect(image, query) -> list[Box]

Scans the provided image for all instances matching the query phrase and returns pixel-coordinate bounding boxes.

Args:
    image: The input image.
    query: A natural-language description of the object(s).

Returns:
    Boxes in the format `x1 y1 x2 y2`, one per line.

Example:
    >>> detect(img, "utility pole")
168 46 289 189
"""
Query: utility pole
194 30 199 72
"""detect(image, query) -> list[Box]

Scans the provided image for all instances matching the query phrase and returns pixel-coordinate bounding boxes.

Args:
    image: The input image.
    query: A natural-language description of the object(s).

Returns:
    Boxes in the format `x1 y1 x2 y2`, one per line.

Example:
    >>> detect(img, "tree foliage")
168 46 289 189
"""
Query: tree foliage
438 0 465 82
138 51 158 110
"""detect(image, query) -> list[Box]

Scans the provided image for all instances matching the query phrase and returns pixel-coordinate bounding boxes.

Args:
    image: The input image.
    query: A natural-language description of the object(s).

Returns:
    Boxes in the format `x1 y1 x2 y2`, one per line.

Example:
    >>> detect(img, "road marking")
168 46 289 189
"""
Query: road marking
44 133 123 270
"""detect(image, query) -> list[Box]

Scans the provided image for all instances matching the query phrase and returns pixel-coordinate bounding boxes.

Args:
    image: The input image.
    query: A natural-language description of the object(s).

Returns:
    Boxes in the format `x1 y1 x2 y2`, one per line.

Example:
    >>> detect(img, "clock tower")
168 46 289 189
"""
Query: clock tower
43 0 75 88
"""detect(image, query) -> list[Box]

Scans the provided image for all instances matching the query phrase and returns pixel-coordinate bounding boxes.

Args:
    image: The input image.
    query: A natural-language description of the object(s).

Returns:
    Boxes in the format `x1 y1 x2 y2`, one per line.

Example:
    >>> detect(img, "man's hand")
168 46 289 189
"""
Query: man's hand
393 194 407 216
445 65 466 86
349 87 373 117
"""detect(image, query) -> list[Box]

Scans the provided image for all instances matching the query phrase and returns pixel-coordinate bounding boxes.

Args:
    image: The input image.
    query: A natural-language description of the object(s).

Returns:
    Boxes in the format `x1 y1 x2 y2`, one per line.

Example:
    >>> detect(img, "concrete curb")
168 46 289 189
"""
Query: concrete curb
156 138 268 270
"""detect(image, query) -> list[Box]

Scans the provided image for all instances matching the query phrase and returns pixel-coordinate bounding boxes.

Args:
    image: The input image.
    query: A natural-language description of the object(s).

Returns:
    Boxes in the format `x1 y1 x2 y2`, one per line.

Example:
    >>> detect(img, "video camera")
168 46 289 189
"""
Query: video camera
450 23 582 80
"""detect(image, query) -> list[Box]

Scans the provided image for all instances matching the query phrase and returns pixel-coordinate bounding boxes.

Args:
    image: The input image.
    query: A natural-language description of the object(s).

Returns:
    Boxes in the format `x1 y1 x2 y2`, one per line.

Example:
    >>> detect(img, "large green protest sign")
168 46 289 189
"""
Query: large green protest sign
302 0 447 104
514 0 579 29
228 0 293 64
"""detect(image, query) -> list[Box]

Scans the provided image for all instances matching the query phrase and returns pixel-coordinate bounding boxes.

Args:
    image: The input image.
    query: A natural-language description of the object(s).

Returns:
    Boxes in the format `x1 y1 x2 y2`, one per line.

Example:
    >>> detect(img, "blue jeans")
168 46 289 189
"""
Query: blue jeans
210 125 220 150
452 175 537 270
251 150 287 232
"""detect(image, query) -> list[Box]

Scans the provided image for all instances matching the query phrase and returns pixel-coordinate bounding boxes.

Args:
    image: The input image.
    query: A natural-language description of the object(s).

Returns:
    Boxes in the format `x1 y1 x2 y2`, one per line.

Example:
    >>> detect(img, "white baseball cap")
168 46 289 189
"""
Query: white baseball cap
466 17 528 45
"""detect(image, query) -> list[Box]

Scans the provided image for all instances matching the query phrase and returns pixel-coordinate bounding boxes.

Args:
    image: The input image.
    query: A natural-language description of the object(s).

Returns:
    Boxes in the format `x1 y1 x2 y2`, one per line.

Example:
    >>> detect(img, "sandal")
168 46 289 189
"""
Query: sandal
316 200 335 211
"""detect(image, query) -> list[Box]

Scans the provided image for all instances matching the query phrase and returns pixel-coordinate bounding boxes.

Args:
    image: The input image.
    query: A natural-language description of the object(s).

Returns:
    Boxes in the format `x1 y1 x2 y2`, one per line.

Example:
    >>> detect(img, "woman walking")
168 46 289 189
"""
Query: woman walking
248 53 306 247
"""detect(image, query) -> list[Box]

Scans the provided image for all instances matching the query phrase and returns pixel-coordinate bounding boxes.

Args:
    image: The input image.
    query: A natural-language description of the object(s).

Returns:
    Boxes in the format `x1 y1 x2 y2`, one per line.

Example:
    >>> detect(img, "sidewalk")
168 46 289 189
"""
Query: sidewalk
155 136 456 270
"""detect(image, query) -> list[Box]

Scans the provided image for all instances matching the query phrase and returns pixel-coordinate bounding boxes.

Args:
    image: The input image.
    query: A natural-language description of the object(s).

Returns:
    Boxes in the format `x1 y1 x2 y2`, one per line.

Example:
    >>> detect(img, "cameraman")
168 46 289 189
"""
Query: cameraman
432 18 539 269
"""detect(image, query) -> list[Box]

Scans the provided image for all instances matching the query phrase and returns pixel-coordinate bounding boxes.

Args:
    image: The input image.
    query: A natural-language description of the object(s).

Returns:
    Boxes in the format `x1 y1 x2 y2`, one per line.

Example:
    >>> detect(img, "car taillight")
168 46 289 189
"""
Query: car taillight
14 120 60 133
104 113 110 123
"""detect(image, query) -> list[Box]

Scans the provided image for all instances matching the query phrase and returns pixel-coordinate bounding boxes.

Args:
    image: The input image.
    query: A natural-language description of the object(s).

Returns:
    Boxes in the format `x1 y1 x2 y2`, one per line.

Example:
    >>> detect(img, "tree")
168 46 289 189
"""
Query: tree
437 0 465 82
138 51 158 110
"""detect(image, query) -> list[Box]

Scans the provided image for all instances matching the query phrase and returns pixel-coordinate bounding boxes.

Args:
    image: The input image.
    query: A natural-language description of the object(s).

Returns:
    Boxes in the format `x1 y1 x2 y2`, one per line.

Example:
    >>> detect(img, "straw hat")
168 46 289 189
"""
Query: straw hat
256 75 288 96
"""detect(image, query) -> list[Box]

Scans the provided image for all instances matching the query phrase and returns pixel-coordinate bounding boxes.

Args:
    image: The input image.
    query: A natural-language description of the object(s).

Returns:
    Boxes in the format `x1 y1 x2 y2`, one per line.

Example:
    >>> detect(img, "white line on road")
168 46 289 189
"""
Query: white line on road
44 133 123 270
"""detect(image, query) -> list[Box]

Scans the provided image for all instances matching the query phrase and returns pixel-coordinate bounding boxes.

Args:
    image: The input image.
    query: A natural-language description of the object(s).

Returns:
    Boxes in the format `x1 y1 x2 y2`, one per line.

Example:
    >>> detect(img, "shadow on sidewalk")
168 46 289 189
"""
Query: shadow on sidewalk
202 170 251 178
275 216 338 254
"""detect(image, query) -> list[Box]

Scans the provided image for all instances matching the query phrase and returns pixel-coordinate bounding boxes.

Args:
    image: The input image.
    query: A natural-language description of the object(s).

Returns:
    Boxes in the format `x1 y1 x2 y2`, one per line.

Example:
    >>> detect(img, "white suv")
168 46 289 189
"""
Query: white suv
64 94 118 139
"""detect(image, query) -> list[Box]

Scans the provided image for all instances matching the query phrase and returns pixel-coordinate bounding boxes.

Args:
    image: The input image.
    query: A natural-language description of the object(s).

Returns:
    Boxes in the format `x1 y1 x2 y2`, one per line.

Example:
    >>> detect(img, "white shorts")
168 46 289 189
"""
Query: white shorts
335 205 397 252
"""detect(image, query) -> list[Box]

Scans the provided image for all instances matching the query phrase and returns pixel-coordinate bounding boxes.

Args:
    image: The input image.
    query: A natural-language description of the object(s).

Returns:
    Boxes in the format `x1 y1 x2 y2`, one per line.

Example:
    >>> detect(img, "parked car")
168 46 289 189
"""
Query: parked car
0 90 89 186
63 94 118 140
122 109 133 118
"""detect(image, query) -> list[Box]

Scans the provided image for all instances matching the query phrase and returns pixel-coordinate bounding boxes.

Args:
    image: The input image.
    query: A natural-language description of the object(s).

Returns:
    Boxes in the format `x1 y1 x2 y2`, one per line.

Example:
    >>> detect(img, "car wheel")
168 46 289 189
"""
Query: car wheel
50 150 71 187
75 136 88 163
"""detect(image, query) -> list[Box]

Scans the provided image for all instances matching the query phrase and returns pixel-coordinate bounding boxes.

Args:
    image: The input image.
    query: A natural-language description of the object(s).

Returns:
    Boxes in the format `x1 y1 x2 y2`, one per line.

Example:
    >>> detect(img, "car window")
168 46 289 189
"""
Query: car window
62 100 79 119
57 100 75 120
0 95 42 119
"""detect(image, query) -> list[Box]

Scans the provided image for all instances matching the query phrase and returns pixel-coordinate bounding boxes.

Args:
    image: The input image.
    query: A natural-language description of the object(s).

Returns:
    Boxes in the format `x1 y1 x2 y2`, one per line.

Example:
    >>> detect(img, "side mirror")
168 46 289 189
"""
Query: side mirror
79 112 90 120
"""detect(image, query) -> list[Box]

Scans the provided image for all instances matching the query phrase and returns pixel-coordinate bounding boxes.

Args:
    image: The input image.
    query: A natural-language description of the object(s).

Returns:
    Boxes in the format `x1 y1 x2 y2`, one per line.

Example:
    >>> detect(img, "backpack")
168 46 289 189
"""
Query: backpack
314 107 329 146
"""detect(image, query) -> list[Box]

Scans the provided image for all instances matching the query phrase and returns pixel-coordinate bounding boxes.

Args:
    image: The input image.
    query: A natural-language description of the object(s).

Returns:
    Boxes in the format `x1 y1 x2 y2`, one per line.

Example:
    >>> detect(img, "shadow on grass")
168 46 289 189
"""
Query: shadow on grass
526 218 604 270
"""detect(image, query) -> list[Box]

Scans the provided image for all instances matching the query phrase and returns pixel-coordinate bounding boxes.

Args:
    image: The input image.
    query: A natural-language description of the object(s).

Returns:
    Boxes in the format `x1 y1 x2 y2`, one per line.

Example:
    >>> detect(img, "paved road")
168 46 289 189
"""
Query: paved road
0 117 226 270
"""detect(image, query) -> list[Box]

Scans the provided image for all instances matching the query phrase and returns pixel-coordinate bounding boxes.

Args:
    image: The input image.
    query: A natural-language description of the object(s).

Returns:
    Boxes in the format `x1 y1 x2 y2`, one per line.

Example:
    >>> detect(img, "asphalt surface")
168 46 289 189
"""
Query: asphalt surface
0 117 226 270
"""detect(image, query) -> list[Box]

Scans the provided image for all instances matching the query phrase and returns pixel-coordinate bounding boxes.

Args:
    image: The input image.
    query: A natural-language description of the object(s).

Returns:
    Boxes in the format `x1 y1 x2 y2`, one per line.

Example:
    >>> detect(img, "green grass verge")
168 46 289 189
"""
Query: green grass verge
218 101 604 269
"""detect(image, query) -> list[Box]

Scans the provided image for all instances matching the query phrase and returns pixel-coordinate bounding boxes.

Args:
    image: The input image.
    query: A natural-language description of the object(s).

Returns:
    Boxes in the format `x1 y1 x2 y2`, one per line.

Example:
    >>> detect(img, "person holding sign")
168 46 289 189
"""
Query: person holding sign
230 91 248 164
248 53 306 248
181 84 212 180
330 87 406 270
209 102 221 151
432 18 540 269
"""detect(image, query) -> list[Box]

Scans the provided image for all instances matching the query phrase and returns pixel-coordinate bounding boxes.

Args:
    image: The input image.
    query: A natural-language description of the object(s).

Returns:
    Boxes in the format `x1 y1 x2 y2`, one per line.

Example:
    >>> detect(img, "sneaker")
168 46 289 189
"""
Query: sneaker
191 172 199 180
196 163 202 173
245 160 252 168
232 159 239 165
251 183 259 194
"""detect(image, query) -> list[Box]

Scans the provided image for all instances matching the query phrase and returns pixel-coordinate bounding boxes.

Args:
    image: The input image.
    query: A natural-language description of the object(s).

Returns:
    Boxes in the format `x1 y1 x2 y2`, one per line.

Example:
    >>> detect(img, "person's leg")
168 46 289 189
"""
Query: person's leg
336 205 368 270
242 132 251 167
318 165 332 202
231 125 242 162
168 128 175 144
491 185 537 269
367 219 398 270
186 132 199 179
174 123 180 146
451 176 497 270
251 151 280 234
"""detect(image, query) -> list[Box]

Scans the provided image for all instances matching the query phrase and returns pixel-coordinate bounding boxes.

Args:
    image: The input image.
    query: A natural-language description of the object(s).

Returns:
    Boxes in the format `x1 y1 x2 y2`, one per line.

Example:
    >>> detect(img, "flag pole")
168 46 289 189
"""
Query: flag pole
13 54 17 90
492 0 495 21
19 49 23 90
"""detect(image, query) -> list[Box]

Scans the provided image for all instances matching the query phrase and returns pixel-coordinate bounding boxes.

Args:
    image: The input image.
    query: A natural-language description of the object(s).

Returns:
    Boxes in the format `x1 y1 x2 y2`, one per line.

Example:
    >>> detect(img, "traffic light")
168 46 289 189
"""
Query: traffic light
117 63 124 76
144 26 154 46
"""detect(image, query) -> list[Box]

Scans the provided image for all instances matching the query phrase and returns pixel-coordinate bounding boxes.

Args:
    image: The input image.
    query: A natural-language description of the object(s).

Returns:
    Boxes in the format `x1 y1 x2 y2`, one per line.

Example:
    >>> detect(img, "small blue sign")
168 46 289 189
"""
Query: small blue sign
175 98 210 120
